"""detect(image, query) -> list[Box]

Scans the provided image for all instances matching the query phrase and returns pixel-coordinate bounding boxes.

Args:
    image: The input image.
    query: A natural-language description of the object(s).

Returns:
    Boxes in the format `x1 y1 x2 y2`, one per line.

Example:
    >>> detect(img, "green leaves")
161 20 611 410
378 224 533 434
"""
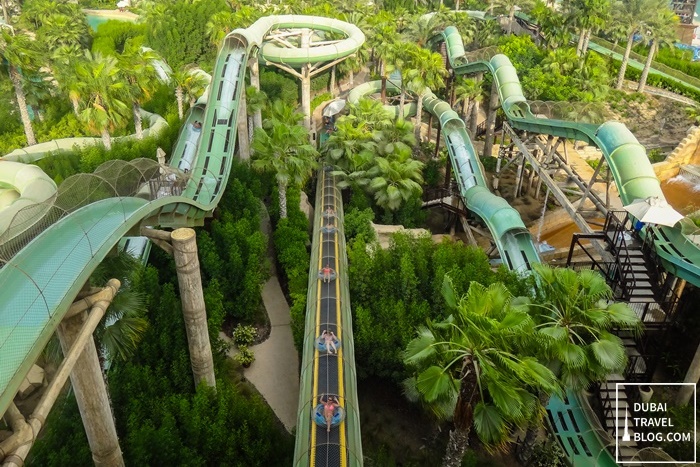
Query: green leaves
473 402 508 446
404 327 437 365
415 366 453 403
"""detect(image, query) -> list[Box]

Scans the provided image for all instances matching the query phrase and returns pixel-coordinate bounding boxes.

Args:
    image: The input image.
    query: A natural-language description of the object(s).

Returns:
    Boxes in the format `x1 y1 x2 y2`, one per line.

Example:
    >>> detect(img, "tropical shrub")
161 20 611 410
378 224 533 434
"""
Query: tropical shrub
232 324 257 347
234 346 255 367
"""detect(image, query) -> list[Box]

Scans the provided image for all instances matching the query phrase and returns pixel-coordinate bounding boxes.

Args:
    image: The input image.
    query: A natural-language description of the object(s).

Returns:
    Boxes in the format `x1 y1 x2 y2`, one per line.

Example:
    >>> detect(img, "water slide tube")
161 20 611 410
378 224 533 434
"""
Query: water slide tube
0 15 364 421
347 82 540 273
438 25 700 287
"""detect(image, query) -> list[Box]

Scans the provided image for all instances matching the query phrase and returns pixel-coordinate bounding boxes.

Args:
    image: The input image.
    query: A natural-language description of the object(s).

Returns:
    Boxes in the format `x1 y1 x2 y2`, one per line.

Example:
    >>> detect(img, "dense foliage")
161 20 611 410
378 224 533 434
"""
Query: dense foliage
28 264 287 466
348 232 532 383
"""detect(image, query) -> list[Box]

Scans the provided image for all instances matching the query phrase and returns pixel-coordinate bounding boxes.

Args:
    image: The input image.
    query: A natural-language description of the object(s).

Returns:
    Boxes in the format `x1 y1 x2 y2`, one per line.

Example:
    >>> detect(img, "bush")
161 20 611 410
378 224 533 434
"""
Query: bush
348 233 532 382
344 207 376 243
530 439 567 467
234 346 255 367
260 69 299 106
232 324 257 347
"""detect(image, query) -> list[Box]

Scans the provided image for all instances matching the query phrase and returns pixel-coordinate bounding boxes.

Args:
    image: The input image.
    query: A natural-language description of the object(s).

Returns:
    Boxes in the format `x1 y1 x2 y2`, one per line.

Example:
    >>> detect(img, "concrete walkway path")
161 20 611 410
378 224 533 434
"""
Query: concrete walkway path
243 276 299 433
224 203 300 433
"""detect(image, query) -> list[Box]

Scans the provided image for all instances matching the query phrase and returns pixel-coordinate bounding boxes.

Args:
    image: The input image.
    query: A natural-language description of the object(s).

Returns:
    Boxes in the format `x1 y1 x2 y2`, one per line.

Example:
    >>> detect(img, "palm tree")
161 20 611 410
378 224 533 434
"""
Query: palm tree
373 118 416 157
324 117 375 170
454 78 482 126
637 8 678 93
566 0 612 56
206 10 237 47
75 51 130 150
407 48 447 140
171 65 208 120
494 0 534 34
338 45 369 88
264 99 304 128
516 263 642 463
37 12 90 52
0 31 39 146
252 118 319 219
117 41 163 139
403 277 558 467
406 13 444 47
43 250 148 370
386 41 419 120
368 147 424 213
370 24 399 103
348 97 393 131
531 1 571 49
613 0 661 89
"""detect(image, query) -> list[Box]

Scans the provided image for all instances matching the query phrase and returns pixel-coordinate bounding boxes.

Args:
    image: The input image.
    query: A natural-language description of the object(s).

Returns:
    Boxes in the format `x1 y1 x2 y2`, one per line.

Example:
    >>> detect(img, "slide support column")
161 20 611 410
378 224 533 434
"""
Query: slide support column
172 228 216 389
483 78 499 158
57 309 124 467
301 29 312 132
250 60 263 131
237 83 250 160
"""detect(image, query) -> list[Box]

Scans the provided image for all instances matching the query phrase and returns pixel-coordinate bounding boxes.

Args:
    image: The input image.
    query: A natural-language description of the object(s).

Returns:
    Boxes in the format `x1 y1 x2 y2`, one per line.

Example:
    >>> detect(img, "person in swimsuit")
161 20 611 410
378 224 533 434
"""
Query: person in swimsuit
322 264 332 283
325 207 335 216
322 330 337 354
320 395 338 432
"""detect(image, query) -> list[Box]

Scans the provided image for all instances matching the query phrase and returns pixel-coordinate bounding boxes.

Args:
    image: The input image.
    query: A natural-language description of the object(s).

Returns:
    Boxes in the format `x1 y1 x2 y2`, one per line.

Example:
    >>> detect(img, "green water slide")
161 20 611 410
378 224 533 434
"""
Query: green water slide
0 15 364 421
347 81 540 273
440 25 700 288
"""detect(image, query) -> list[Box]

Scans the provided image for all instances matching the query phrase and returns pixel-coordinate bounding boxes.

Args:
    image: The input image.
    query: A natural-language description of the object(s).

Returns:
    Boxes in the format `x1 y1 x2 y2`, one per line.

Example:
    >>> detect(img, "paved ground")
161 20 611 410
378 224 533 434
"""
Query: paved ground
224 203 300 434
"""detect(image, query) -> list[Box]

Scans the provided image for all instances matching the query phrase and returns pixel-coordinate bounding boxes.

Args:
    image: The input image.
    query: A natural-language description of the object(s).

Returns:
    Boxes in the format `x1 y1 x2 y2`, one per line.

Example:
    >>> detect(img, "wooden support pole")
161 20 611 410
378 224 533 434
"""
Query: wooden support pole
56 280 124 467
171 228 216 389
434 122 442 159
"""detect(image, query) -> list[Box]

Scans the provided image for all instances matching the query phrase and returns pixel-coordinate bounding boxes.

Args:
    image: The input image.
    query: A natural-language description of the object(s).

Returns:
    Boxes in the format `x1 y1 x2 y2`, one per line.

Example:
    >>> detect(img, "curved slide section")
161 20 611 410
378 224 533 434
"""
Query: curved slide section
439 25 700 287
0 15 364 423
1 110 169 163
347 82 539 273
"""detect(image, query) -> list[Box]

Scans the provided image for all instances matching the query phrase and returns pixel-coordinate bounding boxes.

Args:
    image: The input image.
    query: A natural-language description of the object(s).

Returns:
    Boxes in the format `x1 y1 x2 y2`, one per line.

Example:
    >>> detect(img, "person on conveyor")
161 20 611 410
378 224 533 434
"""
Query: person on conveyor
320 395 339 432
325 207 335 217
322 264 333 283
322 330 338 354
193 121 202 130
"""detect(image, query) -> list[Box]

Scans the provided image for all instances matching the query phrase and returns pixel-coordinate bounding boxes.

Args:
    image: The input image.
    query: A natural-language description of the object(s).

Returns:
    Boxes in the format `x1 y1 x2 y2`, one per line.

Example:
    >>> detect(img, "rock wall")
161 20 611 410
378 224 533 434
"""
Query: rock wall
653 126 700 181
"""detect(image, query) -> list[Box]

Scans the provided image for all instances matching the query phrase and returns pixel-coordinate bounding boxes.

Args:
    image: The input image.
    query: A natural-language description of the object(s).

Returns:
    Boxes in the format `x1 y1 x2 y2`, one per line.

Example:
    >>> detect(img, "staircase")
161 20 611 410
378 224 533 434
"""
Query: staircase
599 374 642 464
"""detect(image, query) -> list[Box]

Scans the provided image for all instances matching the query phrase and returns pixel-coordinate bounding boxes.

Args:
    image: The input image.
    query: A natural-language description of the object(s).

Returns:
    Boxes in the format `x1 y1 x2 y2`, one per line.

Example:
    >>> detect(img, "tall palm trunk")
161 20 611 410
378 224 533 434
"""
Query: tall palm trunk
443 358 479 467
101 128 112 150
349 69 354 87
278 180 288 219
637 40 657 93
330 64 337 97
469 99 479 136
248 115 254 143
9 66 37 146
1 0 8 24
461 99 469 122
517 392 549 464
415 92 425 141
581 29 592 55
616 32 635 89
455 0 461 10
176 86 185 119
380 61 387 104
71 96 80 116
508 6 515 34
576 29 587 56
133 102 143 139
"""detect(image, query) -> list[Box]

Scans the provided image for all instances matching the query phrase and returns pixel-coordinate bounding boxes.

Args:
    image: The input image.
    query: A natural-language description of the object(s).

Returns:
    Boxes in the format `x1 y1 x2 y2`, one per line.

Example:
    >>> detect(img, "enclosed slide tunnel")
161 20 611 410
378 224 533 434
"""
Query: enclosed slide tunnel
294 167 363 466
